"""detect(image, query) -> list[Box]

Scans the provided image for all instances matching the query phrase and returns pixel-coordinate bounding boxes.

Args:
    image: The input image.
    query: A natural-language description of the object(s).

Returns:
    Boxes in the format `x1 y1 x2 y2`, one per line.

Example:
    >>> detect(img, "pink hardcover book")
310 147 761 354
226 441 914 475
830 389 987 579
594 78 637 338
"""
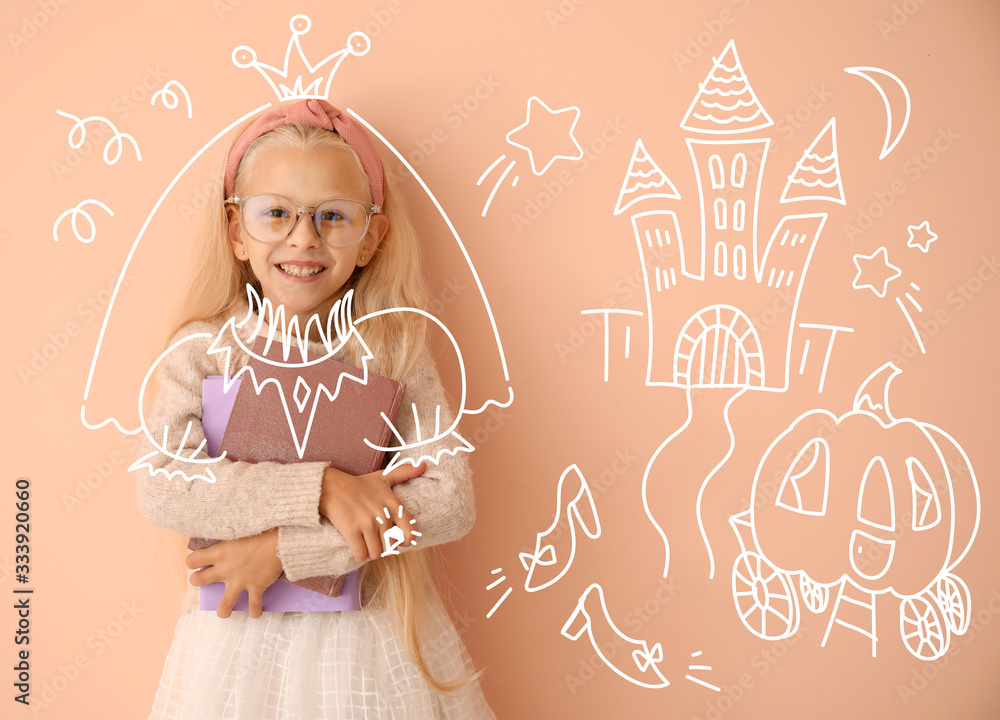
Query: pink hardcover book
193 336 406 612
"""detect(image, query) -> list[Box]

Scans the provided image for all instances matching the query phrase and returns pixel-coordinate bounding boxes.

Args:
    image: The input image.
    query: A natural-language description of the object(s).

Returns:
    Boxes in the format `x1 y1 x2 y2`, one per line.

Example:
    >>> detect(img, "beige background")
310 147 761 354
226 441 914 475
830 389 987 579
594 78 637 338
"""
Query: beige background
3 0 999 718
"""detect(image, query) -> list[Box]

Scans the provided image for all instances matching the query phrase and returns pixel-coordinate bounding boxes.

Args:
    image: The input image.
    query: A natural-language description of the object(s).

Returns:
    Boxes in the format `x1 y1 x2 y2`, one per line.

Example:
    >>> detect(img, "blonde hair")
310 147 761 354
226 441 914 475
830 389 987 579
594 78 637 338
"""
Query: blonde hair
169 117 472 693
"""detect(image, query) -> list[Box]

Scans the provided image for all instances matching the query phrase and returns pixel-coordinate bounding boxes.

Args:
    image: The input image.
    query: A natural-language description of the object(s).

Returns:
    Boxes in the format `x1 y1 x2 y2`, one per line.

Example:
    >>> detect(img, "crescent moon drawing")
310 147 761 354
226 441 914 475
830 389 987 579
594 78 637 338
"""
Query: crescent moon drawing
844 66 911 160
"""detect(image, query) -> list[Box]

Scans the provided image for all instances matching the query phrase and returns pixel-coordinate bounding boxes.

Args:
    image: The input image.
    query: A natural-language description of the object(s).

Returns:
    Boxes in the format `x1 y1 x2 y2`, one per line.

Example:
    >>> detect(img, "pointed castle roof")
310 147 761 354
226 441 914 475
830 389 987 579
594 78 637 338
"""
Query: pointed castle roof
614 139 681 215
680 39 773 134
780 117 845 204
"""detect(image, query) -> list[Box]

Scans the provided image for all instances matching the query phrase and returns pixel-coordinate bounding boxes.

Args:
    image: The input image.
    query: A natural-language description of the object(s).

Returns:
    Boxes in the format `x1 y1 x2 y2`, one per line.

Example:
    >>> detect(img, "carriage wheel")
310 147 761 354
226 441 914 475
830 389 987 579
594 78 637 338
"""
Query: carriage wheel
933 574 971 635
900 592 950 661
799 573 829 614
732 551 799 640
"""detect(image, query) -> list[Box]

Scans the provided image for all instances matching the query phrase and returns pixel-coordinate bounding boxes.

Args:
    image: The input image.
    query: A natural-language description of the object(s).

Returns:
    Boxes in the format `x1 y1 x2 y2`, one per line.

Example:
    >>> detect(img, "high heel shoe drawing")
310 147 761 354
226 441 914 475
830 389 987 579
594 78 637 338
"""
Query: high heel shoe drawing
519 464 601 592
561 583 670 689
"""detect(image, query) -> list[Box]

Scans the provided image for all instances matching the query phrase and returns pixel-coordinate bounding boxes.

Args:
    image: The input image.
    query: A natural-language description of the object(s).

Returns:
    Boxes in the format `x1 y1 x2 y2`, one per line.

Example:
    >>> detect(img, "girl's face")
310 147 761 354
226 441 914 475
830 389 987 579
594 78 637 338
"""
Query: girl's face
227 144 387 320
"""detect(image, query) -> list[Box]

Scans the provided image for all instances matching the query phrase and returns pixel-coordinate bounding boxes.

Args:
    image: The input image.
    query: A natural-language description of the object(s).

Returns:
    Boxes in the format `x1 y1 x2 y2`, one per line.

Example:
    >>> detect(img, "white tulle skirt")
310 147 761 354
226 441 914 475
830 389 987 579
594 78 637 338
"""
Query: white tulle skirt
147 599 495 720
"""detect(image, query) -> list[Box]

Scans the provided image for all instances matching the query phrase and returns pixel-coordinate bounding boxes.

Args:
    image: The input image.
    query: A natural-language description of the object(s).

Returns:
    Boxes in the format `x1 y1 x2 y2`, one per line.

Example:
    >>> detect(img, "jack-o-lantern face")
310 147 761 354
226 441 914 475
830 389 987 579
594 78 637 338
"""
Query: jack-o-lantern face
750 364 977 598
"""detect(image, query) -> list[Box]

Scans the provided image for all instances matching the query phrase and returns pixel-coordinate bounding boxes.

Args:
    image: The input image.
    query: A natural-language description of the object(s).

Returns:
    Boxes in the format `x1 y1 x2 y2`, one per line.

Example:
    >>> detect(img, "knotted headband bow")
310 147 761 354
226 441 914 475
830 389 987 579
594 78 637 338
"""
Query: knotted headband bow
224 99 386 207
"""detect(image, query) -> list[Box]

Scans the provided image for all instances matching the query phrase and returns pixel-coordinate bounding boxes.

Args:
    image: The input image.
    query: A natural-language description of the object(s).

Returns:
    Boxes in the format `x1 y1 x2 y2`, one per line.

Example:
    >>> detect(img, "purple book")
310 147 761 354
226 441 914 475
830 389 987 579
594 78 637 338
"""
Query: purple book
195 339 405 612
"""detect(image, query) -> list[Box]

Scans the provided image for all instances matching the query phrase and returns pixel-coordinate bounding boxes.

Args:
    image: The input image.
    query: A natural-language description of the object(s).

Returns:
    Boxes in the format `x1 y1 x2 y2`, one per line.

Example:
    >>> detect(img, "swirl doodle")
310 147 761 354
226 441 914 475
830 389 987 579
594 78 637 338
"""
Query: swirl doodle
55 109 142 165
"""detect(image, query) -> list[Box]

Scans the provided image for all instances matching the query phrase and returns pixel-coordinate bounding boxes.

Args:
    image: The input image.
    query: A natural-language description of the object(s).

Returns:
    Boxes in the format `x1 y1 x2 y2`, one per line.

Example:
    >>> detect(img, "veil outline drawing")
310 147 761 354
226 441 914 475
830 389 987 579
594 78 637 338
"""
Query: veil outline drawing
77 18 512 439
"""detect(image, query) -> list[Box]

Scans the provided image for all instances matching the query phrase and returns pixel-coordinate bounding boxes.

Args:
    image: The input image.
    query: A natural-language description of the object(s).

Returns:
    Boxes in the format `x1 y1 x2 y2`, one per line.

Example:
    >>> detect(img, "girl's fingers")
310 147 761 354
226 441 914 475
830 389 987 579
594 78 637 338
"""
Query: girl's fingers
383 461 426 487
217 586 238 619
349 533 369 563
362 526 385 560
189 566 219 587
185 550 212 570
248 590 263 619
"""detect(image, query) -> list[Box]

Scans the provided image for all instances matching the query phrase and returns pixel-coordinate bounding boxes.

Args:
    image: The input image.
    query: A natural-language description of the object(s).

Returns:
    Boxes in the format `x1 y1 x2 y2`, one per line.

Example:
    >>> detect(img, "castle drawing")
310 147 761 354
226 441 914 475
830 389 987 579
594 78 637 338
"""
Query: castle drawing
616 39 843 392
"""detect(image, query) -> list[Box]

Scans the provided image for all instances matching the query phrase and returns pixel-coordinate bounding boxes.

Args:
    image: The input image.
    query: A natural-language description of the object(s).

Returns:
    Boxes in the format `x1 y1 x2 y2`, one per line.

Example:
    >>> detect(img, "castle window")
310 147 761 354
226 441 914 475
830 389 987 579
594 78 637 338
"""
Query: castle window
733 245 747 279
731 154 747 188
714 241 728 277
733 200 746 231
714 198 727 229
709 155 725 189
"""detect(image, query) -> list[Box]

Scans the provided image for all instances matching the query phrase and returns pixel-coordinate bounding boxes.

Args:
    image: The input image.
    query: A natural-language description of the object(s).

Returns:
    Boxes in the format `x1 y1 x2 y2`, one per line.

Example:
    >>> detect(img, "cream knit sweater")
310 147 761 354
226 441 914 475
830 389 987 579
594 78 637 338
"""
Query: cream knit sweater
133 309 475 611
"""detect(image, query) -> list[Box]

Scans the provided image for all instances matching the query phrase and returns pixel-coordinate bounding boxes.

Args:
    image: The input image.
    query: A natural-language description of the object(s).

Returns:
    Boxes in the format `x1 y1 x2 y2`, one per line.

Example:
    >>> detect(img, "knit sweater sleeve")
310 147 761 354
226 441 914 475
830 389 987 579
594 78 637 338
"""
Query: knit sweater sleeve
277 350 476 581
133 322 328 540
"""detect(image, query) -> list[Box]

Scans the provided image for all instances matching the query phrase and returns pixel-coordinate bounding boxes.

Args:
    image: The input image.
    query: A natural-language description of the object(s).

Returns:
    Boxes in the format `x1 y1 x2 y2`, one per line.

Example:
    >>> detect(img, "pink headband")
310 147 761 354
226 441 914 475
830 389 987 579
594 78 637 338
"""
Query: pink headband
224 99 386 207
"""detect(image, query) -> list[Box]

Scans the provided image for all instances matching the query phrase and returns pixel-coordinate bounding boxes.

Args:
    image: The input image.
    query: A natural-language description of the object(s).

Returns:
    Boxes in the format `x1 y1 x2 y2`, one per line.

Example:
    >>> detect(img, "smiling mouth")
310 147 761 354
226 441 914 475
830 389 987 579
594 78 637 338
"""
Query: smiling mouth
278 263 326 278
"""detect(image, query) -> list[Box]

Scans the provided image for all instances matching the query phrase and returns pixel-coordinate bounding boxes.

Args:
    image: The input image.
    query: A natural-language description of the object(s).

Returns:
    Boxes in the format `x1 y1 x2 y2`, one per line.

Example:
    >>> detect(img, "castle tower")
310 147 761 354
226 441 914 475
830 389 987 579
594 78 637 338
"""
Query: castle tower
680 39 772 281
617 40 826 392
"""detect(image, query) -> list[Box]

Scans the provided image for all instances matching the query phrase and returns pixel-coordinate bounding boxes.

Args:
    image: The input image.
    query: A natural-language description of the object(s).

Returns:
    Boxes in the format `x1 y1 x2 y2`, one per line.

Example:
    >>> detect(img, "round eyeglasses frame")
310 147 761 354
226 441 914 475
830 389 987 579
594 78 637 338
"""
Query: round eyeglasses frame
225 194 382 248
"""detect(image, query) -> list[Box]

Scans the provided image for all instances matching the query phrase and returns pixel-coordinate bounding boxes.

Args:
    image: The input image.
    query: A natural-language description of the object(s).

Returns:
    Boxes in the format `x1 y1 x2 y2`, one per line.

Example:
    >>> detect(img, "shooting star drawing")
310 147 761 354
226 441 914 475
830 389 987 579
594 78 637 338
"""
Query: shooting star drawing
477 96 583 216
486 567 513 619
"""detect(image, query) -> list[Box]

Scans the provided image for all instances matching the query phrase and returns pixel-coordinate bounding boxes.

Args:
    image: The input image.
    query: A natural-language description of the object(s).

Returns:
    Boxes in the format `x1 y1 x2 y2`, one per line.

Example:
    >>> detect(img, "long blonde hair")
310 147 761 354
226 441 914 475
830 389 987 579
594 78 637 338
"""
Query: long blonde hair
170 115 470 693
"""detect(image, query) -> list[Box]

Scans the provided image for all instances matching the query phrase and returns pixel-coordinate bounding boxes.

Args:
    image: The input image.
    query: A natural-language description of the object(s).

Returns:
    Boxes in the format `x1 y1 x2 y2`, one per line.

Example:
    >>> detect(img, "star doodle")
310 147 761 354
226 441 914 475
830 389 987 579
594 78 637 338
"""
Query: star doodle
505 96 583 175
906 220 937 253
852 247 902 298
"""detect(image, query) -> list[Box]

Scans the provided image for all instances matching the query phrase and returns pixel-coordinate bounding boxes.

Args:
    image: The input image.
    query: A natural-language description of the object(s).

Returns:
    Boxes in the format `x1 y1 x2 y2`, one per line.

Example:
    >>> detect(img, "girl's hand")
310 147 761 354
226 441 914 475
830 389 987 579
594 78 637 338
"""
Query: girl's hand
319 463 425 562
186 528 284 619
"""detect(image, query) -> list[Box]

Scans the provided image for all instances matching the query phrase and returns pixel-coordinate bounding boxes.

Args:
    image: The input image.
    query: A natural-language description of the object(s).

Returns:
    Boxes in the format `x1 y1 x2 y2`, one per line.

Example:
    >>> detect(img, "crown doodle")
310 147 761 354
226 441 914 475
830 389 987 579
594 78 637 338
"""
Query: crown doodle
233 14 371 101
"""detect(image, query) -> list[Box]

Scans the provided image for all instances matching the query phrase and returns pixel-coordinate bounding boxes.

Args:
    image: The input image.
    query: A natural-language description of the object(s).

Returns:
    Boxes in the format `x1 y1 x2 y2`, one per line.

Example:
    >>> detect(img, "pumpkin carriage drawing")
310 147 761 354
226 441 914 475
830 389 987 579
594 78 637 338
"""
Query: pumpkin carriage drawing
729 363 980 661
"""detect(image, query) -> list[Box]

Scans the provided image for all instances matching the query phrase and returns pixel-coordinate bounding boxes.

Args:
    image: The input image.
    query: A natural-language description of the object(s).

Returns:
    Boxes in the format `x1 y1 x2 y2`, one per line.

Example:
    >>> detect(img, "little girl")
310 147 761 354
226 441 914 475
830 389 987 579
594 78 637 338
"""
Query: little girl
134 99 495 719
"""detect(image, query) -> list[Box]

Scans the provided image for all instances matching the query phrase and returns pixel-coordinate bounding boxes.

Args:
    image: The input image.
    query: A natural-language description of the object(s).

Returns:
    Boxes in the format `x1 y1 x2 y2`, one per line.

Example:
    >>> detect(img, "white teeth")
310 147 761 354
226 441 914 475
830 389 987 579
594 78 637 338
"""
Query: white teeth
279 264 324 277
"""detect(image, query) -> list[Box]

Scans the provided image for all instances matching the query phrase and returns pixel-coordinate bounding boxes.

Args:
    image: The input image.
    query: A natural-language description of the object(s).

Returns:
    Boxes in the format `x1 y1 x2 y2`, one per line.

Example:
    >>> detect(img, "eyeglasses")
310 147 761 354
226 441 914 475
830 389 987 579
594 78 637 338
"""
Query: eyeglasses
225 194 381 248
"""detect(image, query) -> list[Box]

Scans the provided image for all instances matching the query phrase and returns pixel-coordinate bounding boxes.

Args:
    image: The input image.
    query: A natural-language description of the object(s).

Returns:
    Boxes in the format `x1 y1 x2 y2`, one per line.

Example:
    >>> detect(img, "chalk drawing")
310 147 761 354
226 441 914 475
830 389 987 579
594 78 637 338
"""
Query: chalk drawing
614 139 681 216
680 40 774 135
796 323 855 393
151 80 193 119
375 505 418 557
729 362 979 660
906 220 937 253
130 289 479 483
233 15 371 101
562 583 670 689
80 16 512 451
845 66 911 160
852 247 901 298
780 117 846 205
486 567 514 619
52 199 114 244
520 464 601 593
56 109 141 165
478 96 583 215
